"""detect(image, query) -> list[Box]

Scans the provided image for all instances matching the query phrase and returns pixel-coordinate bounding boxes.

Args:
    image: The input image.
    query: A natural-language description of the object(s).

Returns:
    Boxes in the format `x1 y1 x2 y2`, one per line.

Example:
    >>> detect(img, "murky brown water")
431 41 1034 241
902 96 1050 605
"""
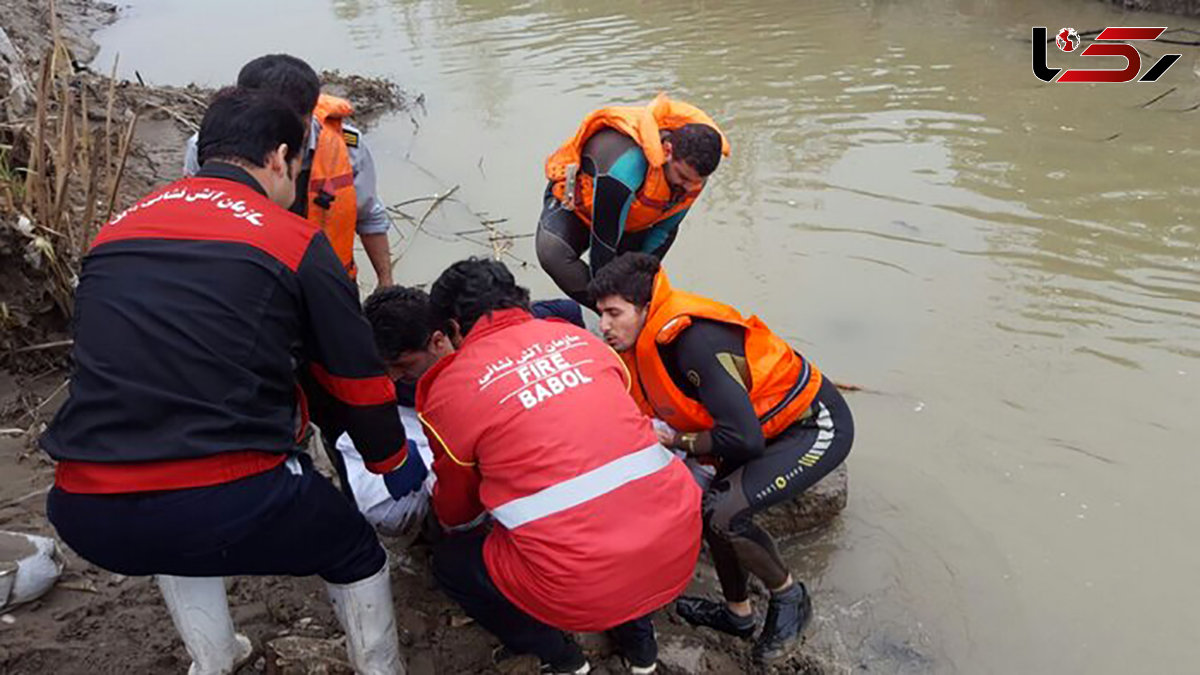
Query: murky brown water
95 0 1200 672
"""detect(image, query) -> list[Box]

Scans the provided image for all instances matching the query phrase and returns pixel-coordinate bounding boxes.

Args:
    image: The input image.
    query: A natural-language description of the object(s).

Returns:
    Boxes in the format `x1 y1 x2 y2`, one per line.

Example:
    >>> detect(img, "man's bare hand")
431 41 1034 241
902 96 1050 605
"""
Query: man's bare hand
654 424 678 448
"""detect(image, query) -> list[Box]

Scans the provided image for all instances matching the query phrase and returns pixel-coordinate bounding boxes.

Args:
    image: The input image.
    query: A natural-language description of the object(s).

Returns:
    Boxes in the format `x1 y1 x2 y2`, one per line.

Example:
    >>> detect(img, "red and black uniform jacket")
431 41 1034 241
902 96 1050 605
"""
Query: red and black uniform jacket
41 162 408 494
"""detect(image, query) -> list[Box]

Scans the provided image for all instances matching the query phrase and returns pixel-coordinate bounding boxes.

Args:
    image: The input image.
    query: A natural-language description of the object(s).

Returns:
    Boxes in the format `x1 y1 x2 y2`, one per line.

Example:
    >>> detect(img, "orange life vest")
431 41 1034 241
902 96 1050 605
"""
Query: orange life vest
545 94 730 234
622 271 822 440
308 94 359 279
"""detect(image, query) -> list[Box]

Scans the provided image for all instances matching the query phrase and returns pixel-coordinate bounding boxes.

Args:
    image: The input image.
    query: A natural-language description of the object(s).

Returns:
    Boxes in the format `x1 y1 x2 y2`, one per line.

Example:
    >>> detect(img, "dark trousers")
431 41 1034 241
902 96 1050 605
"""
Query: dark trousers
47 453 385 584
704 377 855 601
432 528 656 666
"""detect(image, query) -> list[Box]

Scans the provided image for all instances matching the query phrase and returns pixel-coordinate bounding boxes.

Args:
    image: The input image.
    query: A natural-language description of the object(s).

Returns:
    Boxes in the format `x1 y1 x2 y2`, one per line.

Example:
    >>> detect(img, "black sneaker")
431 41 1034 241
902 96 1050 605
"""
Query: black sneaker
675 596 757 639
540 643 591 675
752 582 813 663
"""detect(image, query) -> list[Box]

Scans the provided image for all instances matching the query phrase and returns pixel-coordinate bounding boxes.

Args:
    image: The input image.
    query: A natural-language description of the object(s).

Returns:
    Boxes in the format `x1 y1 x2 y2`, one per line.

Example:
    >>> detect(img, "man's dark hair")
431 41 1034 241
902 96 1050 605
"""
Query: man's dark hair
430 258 531 336
197 87 306 168
364 286 450 361
666 123 723 176
236 54 321 119
588 252 660 307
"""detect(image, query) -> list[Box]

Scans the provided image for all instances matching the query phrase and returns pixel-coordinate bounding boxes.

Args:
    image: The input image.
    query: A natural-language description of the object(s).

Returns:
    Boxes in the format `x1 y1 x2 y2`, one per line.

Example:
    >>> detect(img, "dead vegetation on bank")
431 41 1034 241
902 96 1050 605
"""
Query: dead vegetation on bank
0 1 208 367
0 3 420 371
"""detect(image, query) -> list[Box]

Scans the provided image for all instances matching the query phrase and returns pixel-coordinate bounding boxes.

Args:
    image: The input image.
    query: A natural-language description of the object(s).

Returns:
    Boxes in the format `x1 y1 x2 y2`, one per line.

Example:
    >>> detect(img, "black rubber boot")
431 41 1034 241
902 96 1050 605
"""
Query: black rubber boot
752 582 812 663
675 596 757 639
609 618 658 673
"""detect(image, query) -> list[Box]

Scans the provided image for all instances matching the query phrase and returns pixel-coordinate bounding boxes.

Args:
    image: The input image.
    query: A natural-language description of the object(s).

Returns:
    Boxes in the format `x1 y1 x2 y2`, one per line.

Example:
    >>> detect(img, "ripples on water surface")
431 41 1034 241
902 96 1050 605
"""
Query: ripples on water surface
97 0 1199 671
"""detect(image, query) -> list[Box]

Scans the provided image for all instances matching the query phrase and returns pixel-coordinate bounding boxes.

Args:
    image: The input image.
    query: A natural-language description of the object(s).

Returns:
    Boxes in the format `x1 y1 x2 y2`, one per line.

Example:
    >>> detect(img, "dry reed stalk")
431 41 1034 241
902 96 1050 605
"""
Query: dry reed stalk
415 184 459 229
392 185 461 262
103 55 118 175
0 0 159 353
25 54 52 225
147 102 198 133
78 82 97 260
11 339 74 354
50 74 76 236
102 111 138 224
48 0 60 46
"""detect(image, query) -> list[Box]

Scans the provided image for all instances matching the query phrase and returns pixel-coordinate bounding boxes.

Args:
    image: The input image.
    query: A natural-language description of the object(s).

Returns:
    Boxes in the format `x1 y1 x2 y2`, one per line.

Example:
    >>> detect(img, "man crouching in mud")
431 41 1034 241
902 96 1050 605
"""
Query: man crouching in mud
334 286 587 539
590 253 855 663
404 258 702 674
40 87 425 675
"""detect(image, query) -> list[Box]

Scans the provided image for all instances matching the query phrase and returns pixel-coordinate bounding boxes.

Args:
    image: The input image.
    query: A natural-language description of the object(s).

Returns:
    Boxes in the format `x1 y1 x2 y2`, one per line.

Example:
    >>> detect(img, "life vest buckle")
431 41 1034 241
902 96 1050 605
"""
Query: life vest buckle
561 163 578 211
314 189 335 210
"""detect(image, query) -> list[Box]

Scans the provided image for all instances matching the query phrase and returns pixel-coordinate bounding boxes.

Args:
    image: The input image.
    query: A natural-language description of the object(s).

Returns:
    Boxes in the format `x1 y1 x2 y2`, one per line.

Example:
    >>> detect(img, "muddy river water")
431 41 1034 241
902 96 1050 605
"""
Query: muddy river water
93 0 1199 672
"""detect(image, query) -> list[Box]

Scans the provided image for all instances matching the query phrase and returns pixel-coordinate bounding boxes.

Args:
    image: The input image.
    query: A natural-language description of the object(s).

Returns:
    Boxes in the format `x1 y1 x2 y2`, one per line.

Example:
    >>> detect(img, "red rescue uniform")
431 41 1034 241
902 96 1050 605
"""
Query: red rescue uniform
417 308 702 632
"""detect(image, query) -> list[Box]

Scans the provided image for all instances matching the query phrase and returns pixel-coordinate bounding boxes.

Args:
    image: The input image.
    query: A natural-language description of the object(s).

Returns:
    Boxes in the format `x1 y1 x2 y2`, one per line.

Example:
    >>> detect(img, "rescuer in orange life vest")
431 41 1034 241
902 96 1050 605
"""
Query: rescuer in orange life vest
588 253 855 663
537 95 729 308
184 54 395 288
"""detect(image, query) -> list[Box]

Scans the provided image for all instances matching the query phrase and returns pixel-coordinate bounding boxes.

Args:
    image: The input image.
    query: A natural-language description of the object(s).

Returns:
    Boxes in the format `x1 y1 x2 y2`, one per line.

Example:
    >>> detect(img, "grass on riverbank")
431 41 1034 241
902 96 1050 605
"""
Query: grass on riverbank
0 22 139 359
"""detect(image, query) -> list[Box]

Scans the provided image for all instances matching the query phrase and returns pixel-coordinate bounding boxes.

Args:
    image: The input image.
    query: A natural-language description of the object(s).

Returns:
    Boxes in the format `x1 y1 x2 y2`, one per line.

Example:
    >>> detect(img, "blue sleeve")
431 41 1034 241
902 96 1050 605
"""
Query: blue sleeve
531 299 585 328
606 149 648 193
639 209 688 256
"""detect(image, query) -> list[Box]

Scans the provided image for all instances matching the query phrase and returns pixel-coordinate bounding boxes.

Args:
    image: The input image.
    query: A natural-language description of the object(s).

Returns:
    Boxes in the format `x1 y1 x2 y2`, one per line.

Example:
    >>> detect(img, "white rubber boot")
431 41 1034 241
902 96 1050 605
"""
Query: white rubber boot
156 575 253 675
326 562 405 675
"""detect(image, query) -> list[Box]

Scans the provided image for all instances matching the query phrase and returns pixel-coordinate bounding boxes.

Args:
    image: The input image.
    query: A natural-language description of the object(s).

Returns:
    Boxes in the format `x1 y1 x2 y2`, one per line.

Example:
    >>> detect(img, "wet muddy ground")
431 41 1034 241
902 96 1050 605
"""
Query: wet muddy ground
0 373 837 675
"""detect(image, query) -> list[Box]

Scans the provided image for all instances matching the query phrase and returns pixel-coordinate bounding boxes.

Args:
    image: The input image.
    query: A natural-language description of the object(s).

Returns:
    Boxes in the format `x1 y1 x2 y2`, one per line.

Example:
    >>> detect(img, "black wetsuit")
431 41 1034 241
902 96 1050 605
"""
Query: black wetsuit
662 320 854 600
536 129 687 307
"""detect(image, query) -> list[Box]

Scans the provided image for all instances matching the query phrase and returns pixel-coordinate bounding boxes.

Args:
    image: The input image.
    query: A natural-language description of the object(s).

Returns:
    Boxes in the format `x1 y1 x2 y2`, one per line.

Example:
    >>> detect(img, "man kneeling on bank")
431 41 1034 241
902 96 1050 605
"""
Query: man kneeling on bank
338 289 584 536
590 253 855 663
405 258 702 674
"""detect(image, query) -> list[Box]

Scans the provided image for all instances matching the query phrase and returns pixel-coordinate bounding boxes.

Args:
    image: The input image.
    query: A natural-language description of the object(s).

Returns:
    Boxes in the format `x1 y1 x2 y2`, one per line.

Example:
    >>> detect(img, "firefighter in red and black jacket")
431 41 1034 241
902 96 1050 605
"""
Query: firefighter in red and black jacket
40 88 423 675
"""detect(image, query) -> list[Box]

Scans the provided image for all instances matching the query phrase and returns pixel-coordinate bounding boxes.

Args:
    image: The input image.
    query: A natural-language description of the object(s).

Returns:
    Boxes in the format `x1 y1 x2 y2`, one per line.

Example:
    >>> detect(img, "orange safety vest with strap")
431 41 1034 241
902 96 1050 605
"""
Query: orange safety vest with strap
545 94 730 234
622 270 822 440
308 94 359 279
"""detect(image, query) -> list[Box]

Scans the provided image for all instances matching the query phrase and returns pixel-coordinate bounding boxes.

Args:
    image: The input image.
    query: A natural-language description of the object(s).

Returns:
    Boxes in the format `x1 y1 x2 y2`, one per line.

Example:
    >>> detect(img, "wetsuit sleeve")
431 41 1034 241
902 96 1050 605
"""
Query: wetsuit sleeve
588 146 647 274
531 299 586 329
421 415 486 531
347 127 393 236
672 321 766 463
639 208 687 258
183 133 200 176
296 232 408 473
